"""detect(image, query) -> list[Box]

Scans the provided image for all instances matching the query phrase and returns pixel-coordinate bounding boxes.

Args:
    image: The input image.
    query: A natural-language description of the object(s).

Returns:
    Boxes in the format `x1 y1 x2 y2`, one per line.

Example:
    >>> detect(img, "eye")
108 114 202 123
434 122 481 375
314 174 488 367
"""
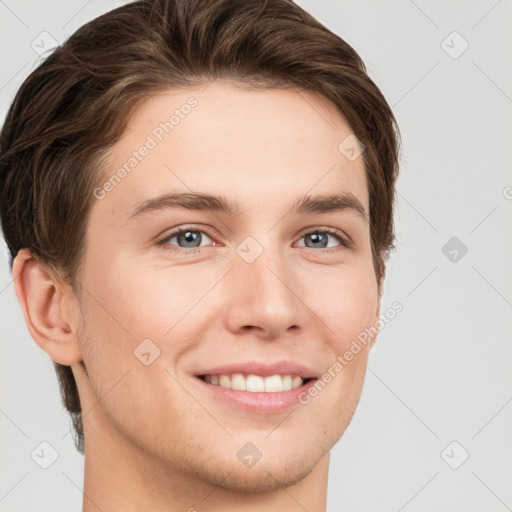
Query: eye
156 225 216 251
295 228 352 253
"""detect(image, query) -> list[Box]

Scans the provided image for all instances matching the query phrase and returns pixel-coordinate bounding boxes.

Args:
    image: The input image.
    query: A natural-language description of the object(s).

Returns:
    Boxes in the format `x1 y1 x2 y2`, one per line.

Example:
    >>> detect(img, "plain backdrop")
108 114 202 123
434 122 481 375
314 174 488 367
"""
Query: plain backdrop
1 1 511 511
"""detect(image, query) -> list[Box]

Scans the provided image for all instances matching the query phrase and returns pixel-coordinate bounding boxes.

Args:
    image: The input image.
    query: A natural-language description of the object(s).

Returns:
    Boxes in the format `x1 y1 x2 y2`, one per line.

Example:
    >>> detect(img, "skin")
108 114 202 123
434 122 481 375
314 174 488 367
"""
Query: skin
13 79 381 512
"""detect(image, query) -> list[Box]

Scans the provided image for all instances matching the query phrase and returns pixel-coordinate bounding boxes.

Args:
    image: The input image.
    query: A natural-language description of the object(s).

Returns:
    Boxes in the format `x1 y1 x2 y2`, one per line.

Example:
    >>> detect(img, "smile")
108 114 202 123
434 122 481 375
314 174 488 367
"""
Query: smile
194 374 319 414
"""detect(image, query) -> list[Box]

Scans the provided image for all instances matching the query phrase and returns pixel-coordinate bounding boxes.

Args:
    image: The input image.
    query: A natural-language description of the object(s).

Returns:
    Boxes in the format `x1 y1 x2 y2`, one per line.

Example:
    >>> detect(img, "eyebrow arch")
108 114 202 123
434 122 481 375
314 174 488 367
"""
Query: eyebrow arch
125 190 368 224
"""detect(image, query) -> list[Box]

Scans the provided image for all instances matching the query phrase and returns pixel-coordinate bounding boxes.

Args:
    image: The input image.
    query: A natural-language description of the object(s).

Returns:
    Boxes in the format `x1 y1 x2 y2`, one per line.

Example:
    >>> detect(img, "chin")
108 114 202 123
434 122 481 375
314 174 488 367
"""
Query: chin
195 458 318 493
181 441 328 494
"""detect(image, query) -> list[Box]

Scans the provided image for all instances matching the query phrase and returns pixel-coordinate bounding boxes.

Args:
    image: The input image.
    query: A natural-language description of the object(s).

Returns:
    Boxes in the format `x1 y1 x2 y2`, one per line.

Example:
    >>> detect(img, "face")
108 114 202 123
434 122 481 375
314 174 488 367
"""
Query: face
71 80 380 491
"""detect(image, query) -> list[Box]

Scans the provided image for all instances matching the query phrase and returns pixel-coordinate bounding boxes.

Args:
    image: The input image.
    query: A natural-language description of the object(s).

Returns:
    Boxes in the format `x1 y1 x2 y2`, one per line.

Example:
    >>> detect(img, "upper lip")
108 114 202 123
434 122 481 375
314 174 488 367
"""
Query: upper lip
195 361 318 379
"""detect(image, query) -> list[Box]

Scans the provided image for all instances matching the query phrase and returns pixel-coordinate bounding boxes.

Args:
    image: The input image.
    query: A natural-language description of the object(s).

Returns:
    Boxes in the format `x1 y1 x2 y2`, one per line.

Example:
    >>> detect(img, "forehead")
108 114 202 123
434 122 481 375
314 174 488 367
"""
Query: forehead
93 80 368 225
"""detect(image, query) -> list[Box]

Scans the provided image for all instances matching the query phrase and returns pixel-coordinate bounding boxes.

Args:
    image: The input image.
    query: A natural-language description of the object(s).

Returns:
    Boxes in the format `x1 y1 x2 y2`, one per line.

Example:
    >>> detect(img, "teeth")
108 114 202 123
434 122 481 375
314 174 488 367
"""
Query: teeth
263 374 282 392
231 373 246 391
202 373 307 392
292 375 302 389
247 374 265 392
219 374 231 388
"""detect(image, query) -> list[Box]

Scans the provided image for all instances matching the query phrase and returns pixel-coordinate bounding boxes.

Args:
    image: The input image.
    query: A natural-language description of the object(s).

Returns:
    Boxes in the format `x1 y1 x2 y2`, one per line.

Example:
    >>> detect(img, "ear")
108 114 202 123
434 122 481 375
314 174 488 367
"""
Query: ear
12 248 83 366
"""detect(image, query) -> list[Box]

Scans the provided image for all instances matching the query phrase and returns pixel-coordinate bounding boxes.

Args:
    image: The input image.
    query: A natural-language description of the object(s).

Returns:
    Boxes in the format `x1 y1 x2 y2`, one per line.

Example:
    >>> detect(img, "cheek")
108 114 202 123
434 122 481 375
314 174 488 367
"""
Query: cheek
75 263 211 404
82 262 186 339
317 266 379 348
319 267 377 415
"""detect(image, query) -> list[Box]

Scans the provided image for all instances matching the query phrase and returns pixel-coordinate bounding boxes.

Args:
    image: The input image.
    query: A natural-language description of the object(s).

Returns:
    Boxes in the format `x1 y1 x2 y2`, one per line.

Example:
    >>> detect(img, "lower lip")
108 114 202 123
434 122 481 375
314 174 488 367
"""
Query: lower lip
194 376 318 414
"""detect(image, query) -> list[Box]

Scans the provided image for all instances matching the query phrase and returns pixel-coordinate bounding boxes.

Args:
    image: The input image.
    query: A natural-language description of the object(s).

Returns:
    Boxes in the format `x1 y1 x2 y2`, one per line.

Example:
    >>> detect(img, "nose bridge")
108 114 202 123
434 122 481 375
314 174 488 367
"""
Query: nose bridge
239 237 290 294
239 229 293 282
225 233 303 337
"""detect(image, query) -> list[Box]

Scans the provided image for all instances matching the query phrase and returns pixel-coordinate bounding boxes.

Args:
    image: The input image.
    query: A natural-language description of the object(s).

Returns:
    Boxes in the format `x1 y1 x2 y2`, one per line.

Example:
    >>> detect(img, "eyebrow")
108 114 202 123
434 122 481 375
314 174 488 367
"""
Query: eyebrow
125 190 369 224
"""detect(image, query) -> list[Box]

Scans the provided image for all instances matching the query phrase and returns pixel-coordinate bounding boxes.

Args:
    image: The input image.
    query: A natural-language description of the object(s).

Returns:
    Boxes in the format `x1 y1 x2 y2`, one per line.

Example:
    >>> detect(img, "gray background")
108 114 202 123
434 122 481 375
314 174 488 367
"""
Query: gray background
1 1 511 511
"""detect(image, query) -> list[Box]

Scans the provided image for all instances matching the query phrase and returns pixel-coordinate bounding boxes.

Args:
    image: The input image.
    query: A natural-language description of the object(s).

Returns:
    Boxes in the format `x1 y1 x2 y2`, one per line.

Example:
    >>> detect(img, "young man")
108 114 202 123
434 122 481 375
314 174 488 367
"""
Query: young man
0 0 400 510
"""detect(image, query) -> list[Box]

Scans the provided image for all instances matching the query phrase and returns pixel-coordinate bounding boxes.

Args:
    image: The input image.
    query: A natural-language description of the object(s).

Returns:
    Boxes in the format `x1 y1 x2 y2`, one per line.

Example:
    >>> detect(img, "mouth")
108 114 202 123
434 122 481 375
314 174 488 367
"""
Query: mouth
194 372 319 414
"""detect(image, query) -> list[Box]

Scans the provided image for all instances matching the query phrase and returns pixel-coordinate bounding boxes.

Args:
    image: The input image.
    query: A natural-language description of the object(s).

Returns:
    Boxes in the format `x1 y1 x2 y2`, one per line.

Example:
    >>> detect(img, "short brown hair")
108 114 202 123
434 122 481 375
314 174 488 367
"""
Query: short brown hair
0 0 400 454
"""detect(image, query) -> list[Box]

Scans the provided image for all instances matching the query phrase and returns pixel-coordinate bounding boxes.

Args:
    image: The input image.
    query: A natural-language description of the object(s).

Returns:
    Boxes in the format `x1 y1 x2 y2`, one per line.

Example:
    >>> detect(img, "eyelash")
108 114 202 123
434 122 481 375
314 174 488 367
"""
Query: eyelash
155 224 353 254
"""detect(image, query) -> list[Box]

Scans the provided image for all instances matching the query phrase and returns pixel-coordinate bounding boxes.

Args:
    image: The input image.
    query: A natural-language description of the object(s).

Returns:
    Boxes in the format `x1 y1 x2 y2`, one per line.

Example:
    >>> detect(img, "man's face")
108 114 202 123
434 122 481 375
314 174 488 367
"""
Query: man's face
72 80 380 491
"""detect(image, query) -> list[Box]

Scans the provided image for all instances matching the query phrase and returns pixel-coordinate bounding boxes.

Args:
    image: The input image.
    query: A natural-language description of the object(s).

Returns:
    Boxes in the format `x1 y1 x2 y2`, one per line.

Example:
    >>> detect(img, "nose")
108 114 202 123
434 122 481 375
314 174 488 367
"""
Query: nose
223 242 305 340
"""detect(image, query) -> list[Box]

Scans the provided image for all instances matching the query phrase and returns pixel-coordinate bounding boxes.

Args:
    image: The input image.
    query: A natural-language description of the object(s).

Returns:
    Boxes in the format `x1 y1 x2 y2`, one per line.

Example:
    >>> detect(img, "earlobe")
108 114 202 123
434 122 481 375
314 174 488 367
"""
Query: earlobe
12 249 83 366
